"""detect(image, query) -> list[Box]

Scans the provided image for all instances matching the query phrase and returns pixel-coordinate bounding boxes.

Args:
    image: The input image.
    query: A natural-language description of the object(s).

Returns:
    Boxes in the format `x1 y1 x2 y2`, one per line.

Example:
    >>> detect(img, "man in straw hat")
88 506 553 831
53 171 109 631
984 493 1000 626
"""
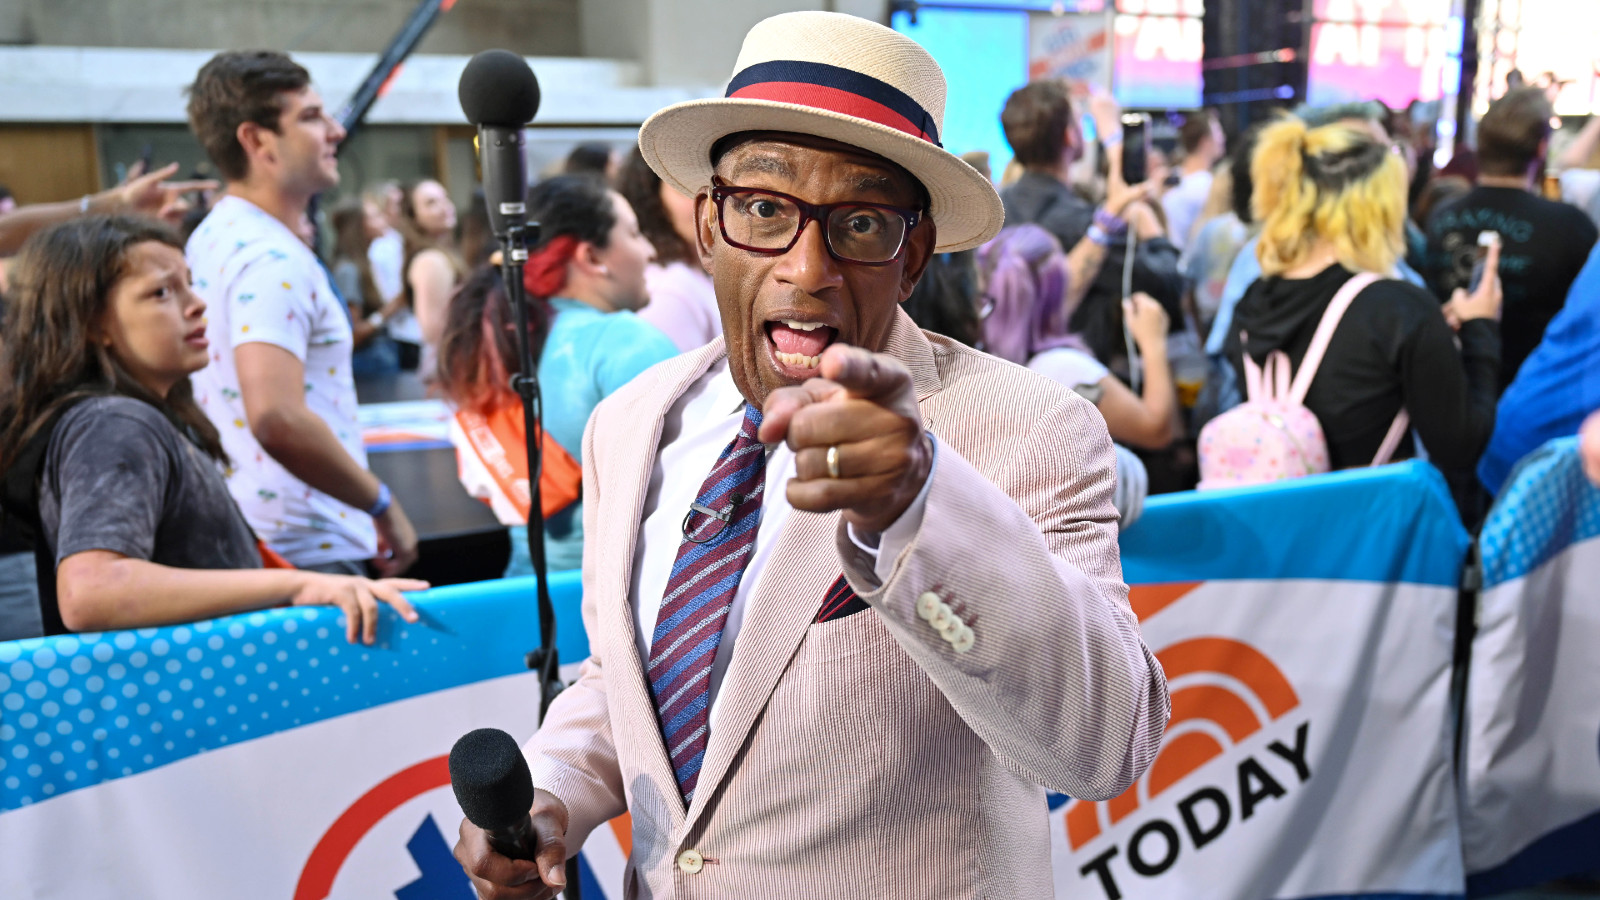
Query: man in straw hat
456 12 1168 897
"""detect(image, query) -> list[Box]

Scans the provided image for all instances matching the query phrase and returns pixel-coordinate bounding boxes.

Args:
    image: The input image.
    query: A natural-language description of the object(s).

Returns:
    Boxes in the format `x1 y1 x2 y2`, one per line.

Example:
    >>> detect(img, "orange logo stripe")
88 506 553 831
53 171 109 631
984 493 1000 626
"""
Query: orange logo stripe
1128 582 1201 622
1170 683 1263 743
1157 637 1299 718
1146 730 1227 798
1106 780 1142 824
1063 636 1301 850
608 812 634 859
1066 796 1104 848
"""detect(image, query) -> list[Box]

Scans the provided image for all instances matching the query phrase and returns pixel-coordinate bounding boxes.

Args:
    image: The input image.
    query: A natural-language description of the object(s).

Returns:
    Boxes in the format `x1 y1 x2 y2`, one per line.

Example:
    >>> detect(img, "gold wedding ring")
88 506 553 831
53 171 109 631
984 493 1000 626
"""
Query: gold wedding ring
826 445 841 479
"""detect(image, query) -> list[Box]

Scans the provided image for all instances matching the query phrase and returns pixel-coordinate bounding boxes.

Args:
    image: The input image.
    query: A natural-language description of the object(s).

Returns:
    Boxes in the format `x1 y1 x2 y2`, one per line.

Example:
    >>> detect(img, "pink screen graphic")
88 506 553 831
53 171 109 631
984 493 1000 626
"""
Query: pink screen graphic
1306 0 1456 108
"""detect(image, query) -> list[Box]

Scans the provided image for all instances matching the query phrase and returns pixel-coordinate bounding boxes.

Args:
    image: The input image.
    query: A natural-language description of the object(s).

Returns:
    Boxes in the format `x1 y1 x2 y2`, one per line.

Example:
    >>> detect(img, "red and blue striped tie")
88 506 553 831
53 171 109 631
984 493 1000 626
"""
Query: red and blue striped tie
648 403 768 802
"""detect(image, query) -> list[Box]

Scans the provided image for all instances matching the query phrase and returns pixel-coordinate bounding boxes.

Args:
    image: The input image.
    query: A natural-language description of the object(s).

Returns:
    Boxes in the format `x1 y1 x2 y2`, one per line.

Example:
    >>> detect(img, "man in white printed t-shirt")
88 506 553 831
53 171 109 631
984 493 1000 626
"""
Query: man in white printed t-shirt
185 50 418 575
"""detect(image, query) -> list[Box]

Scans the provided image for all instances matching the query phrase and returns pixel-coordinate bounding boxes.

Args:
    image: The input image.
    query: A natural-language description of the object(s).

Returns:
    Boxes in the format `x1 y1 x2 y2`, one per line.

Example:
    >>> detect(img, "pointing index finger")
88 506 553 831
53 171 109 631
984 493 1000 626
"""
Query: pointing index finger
816 344 910 402
161 179 220 194
757 378 843 445
138 162 181 185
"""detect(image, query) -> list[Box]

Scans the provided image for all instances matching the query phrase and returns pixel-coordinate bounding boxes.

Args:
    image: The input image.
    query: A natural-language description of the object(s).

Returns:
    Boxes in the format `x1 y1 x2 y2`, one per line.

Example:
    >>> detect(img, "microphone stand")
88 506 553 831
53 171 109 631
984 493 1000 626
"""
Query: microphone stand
498 220 562 721
497 219 583 900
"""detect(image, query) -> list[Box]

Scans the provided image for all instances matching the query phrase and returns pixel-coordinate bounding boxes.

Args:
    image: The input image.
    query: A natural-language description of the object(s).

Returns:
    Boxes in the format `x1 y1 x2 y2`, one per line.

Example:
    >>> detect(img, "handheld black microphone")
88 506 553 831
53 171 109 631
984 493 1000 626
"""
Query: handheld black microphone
450 727 538 861
458 50 541 240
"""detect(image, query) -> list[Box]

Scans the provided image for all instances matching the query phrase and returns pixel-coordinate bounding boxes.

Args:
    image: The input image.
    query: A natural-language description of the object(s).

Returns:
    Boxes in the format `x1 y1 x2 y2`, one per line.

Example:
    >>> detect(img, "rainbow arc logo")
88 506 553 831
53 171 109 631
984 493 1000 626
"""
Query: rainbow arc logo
1066 587 1303 851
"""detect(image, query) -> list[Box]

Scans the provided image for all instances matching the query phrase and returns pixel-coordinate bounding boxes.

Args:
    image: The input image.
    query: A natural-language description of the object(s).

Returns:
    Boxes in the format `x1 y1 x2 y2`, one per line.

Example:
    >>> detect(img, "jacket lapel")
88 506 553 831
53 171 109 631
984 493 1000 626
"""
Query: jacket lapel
595 339 728 829
682 311 943 828
885 307 944 404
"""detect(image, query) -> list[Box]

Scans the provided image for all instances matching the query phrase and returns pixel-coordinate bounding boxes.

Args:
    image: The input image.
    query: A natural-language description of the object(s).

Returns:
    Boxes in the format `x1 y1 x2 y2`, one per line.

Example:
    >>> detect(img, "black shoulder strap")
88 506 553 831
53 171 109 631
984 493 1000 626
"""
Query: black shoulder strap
0 399 85 538
0 397 90 637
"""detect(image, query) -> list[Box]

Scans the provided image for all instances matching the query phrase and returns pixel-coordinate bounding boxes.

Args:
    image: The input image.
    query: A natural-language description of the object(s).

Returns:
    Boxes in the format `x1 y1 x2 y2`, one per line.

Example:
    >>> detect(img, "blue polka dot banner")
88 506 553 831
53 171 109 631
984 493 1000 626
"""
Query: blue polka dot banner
1479 436 1600 589
1464 436 1600 893
0 573 587 812
5 451 1600 900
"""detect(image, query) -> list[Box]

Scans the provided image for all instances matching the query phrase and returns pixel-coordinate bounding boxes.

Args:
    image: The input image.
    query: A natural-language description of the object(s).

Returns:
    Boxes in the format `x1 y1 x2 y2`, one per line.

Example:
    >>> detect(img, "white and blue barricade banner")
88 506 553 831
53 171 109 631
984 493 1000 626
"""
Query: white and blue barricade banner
2 462 1478 899
1462 436 1600 895
0 572 640 900
1053 461 1470 900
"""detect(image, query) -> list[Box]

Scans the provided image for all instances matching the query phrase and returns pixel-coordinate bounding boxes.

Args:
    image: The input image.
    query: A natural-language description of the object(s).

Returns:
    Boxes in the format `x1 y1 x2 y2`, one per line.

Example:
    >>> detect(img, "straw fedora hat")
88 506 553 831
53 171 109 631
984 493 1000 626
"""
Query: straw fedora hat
637 11 1004 253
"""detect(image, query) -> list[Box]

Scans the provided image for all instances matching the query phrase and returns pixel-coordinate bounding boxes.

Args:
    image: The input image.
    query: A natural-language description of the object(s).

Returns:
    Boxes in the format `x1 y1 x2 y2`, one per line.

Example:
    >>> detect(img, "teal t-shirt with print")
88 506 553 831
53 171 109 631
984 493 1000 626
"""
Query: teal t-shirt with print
508 297 678 576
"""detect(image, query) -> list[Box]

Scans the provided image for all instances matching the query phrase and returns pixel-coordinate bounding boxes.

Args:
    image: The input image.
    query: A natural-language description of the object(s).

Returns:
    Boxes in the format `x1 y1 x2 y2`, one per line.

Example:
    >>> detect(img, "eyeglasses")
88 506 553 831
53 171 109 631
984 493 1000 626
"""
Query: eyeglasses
710 184 922 266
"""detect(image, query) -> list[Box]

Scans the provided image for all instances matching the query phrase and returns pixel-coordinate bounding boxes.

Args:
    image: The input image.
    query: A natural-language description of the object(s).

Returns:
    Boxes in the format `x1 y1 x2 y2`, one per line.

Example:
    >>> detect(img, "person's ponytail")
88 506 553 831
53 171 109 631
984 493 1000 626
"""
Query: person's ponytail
1252 116 1317 277
522 235 579 301
1251 115 1406 276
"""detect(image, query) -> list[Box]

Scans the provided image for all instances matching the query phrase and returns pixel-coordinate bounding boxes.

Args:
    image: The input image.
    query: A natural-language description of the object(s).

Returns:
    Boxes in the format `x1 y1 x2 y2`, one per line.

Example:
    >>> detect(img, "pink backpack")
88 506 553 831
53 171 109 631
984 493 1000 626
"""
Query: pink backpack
1197 273 1409 490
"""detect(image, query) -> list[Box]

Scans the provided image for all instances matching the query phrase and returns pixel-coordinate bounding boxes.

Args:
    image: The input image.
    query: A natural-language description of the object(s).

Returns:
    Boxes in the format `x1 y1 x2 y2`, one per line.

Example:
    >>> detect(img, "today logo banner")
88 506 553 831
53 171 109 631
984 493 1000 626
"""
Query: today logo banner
8 459 1596 898
1051 462 1473 899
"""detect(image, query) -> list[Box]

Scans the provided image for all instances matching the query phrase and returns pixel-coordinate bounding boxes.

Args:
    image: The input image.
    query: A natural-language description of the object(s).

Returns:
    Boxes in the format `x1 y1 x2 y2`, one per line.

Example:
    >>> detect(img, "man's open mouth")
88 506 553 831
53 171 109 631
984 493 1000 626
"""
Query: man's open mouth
765 318 839 374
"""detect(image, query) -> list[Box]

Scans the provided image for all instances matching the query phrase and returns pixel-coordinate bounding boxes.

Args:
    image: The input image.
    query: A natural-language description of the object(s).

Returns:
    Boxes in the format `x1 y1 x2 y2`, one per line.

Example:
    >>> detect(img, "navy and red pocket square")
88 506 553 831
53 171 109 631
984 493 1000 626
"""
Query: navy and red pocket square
815 574 869 623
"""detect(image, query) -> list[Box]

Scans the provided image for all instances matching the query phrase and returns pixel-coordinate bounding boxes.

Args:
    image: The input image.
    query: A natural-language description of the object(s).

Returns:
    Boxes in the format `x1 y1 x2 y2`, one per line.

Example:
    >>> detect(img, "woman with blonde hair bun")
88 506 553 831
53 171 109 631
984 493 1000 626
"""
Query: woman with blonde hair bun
1222 115 1503 475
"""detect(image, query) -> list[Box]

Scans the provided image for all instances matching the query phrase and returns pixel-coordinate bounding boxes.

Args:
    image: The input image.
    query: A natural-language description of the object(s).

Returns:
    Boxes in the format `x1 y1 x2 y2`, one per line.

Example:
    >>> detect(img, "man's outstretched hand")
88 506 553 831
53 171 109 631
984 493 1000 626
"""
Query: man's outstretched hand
759 343 932 535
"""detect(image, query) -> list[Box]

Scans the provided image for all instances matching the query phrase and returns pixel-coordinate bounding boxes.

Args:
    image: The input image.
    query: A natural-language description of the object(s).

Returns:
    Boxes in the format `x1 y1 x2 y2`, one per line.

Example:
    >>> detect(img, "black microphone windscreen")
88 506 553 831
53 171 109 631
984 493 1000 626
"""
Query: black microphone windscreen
458 50 541 127
450 728 535 831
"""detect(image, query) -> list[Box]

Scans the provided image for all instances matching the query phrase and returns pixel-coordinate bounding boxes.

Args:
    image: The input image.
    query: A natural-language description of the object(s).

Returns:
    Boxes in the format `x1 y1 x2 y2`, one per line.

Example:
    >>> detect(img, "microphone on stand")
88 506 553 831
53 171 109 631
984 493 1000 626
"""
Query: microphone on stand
458 50 541 240
456 52 580 899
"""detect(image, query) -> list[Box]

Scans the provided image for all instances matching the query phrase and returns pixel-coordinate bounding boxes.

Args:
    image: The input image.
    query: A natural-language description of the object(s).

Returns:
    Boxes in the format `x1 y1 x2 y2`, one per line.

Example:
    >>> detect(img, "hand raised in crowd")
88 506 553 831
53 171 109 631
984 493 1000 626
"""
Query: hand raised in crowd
1580 410 1600 487
1443 237 1503 328
760 343 933 535
1123 292 1170 352
455 790 571 900
1102 125 1157 221
372 498 420 577
105 162 218 221
290 571 427 644
1087 91 1122 149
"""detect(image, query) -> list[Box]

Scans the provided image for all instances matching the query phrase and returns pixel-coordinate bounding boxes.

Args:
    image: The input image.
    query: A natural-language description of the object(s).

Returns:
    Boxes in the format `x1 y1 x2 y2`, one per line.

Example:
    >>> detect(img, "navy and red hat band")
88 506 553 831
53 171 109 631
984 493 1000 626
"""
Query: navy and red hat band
724 60 942 147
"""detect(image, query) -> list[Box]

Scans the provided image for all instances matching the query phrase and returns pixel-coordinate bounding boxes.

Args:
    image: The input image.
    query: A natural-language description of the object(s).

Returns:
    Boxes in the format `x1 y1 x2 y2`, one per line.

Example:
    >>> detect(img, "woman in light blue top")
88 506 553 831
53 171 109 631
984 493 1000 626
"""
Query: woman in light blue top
437 175 677 576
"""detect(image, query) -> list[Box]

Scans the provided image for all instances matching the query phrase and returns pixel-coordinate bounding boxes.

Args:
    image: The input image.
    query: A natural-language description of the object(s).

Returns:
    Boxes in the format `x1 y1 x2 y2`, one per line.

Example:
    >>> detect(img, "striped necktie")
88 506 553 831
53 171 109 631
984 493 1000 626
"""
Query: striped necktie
648 403 768 802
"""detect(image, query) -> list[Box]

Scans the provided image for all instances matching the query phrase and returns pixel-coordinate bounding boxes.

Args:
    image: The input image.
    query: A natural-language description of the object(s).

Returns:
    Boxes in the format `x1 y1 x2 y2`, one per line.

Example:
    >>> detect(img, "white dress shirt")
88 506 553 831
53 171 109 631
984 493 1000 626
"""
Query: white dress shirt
629 358 931 731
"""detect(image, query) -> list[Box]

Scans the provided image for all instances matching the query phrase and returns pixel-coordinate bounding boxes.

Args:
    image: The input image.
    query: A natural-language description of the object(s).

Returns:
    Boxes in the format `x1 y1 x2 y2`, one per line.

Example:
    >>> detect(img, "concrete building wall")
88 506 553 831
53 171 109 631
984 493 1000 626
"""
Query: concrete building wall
0 0 894 198
0 0 891 88
0 0 582 58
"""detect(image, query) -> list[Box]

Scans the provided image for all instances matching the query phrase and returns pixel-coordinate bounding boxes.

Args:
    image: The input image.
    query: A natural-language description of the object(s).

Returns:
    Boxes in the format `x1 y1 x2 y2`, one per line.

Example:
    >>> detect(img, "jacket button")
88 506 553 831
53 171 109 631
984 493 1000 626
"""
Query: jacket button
677 848 705 874
940 617 965 642
916 591 941 620
953 626 975 654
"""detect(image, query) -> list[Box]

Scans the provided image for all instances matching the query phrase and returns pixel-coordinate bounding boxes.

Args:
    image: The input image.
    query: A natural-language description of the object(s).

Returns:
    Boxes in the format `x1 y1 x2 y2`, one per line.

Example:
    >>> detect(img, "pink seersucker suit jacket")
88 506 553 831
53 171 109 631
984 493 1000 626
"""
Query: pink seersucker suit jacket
527 309 1169 898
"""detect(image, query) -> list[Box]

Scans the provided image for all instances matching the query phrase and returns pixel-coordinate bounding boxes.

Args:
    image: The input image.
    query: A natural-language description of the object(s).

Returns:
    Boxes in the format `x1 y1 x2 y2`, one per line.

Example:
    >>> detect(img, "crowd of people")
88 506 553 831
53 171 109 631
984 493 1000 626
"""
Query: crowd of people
0 40 1597 648
971 79 1599 521
0 10 1597 895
